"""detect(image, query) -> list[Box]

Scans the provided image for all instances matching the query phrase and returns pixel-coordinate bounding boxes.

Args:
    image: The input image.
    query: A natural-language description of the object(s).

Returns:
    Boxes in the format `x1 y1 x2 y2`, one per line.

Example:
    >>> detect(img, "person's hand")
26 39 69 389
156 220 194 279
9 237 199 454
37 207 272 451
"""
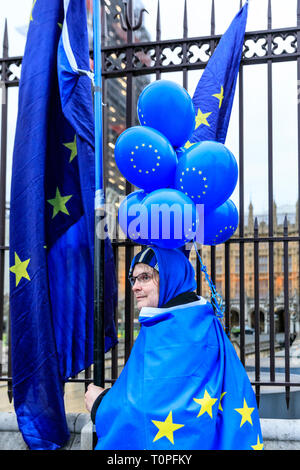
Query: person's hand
85 383 105 412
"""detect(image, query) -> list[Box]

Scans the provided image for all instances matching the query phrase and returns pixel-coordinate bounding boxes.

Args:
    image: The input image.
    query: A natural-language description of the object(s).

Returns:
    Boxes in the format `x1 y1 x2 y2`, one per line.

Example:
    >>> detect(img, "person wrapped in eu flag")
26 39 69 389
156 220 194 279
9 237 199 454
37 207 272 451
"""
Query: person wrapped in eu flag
86 246 263 450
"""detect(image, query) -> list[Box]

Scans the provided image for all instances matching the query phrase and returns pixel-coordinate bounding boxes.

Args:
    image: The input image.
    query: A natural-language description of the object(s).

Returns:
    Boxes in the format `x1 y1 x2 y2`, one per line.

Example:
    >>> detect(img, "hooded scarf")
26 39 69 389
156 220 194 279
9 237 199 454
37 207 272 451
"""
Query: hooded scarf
94 247 263 450
129 246 197 307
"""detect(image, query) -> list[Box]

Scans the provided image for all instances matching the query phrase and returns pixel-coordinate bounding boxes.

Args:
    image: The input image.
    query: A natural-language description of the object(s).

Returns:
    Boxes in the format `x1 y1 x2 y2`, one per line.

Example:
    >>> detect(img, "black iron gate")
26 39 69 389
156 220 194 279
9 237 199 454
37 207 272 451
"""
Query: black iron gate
1 0 300 412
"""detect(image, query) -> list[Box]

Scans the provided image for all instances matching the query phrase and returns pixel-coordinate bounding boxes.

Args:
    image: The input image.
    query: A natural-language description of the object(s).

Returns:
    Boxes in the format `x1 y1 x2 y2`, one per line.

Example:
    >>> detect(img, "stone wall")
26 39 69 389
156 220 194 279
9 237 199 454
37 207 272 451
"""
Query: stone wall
0 412 90 450
1 412 300 450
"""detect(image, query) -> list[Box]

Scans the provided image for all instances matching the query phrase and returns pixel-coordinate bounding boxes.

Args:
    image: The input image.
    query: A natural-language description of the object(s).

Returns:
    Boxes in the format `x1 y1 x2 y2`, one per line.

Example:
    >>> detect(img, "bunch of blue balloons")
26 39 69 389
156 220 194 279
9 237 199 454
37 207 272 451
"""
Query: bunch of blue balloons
116 79 239 249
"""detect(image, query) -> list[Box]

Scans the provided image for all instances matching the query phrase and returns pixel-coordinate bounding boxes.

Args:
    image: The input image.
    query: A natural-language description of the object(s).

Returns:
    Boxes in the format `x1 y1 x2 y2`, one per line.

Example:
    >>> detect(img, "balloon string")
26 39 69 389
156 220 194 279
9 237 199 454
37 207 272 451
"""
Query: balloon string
193 241 225 327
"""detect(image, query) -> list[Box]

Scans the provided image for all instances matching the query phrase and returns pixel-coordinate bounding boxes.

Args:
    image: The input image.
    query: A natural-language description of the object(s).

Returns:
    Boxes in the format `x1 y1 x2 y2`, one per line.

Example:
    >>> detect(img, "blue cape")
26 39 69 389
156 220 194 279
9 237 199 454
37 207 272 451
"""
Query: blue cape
95 248 263 450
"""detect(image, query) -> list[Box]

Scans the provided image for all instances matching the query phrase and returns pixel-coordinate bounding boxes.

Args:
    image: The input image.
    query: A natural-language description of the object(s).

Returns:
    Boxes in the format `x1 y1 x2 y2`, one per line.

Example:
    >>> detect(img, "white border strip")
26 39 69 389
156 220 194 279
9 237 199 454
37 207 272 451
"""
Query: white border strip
62 0 79 73
139 298 208 318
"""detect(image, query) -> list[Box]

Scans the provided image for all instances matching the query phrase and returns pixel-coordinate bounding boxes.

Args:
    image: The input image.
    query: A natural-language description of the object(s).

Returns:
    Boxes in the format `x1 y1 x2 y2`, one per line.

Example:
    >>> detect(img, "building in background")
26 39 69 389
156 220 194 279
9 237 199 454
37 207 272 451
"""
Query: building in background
197 201 300 337
86 0 151 202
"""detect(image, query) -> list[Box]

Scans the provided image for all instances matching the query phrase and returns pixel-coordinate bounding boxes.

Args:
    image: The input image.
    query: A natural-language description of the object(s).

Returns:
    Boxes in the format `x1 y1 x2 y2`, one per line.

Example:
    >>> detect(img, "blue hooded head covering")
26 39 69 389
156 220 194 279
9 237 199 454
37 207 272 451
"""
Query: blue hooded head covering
129 246 197 307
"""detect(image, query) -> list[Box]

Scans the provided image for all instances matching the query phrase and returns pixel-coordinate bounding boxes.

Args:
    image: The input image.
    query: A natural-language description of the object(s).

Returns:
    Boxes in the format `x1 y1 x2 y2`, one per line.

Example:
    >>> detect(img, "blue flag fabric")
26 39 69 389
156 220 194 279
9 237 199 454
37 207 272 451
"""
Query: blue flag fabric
9 0 117 450
95 247 263 450
186 2 248 147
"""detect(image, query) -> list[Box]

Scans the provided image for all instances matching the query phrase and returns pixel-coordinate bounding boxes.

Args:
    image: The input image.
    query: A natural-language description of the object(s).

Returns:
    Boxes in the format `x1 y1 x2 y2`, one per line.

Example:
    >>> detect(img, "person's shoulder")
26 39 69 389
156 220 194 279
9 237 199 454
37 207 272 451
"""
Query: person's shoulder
161 291 201 309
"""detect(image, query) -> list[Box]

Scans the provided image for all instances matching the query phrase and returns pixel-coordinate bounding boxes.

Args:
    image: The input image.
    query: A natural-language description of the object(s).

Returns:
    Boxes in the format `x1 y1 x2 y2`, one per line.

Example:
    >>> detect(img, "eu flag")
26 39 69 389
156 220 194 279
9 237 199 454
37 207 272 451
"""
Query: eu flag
95 300 263 450
9 0 117 450
186 2 248 147
94 246 263 450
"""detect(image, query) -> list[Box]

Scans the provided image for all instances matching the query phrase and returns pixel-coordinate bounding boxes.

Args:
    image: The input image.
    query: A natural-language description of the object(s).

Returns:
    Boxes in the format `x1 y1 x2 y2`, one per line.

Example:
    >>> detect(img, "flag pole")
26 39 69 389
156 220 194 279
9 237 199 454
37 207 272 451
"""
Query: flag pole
93 0 105 387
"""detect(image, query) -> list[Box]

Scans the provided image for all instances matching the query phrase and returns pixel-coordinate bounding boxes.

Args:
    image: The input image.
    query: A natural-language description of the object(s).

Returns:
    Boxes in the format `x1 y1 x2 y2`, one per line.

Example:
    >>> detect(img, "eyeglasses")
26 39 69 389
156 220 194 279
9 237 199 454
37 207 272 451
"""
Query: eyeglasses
128 272 154 287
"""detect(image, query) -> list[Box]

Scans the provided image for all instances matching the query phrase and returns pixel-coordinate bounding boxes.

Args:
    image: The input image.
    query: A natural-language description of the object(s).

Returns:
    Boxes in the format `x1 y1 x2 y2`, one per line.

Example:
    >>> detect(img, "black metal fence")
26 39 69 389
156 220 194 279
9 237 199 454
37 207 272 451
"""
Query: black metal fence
1 0 300 412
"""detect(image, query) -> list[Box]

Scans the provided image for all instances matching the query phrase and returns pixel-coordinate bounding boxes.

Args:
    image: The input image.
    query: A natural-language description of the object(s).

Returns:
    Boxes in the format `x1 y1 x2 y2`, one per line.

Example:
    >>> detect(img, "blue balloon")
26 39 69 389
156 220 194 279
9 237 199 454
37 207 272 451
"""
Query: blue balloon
137 80 195 149
141 188 199 249
175 141 238 210
176 147 186 160
114 126 177 192
195 199 239 246
118 190 149 244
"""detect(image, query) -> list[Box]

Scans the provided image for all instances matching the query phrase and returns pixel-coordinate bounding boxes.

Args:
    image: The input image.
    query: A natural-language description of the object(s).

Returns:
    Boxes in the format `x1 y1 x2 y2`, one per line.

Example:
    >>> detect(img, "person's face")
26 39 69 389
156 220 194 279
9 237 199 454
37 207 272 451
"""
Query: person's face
131 263 159 310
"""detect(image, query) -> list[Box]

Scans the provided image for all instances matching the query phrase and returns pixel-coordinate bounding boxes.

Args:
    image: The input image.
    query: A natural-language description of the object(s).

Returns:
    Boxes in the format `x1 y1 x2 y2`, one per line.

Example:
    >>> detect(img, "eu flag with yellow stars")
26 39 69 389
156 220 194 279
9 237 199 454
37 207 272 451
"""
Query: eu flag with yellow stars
95 300 264 450
186 1 248 147
94 247 263 450
9 0 117 450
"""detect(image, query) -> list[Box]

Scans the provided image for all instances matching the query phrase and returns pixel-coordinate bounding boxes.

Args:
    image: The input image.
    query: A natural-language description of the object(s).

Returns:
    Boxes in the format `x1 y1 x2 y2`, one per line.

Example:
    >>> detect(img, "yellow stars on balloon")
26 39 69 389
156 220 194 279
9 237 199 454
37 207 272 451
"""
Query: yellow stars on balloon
152 411 184 445
179 168 208 200
235 398 255 427
47 187 73 219
138 108 147 125
63 135 77 162
251 435 264 450
212 85 224 109
195 108 212 129
193 390 218 419
10 252 31 287
130 144 160 174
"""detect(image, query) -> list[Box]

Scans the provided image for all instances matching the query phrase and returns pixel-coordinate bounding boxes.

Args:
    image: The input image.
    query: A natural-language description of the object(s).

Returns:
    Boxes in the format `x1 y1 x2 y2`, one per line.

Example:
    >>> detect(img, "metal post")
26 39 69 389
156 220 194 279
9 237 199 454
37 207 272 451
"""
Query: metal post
238 63 246 365
283 216 290 408
93 0 105 387
124 0 135 363
0 20 8 381
254 218 260 406
267 0 276 384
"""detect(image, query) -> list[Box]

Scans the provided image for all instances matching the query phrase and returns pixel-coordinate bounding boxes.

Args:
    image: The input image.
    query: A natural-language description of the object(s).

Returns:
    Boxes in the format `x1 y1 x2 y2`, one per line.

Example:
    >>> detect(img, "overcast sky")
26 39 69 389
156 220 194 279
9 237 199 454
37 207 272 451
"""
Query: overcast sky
0 0 299 217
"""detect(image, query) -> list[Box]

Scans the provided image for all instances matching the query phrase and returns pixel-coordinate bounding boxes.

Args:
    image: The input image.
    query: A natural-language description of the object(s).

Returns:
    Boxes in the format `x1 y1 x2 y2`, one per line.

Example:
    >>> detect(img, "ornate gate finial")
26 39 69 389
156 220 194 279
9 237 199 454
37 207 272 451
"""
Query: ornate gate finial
115 0 148 31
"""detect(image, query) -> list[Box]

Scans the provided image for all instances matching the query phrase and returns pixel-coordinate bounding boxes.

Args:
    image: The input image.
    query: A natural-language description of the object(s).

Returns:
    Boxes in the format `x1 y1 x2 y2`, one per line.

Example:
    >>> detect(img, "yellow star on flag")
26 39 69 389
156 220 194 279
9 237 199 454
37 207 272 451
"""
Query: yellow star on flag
47 187 72 219
251 435 264 450
152 411 184 445
63 135 77 162
193 389 218 419
218 392 227 411
10 252 31 287
195 108 212 129
212 85 224 109
235 398 255 427
184 141 196 150
30 0 37 22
